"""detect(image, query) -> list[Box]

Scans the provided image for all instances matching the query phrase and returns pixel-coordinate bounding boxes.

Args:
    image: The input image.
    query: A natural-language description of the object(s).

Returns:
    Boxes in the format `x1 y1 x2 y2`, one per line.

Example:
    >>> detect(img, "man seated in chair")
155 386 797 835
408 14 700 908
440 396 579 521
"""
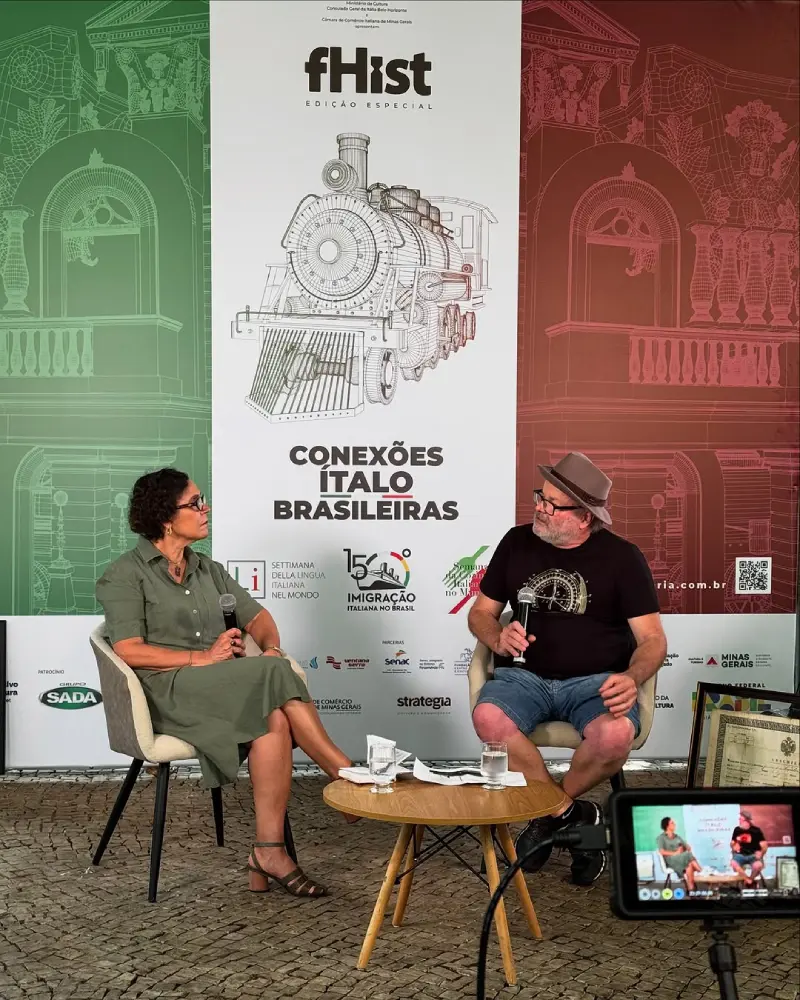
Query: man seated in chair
468 453 667 885
730 811 768 886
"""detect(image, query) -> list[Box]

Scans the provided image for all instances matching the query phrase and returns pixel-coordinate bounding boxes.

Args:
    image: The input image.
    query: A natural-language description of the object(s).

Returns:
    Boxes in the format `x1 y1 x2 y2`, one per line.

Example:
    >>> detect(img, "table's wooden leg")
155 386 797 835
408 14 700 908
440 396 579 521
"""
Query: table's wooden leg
357 823 414 970
479 825 516 986
392 824 424 927
495 823 542 940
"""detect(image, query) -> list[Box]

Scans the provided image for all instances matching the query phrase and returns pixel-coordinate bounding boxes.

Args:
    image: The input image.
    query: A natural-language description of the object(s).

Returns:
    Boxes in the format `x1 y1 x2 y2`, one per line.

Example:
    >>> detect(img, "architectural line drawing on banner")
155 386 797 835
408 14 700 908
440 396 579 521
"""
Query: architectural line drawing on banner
231 132 496 421
0 1 211 616
518 0 799 616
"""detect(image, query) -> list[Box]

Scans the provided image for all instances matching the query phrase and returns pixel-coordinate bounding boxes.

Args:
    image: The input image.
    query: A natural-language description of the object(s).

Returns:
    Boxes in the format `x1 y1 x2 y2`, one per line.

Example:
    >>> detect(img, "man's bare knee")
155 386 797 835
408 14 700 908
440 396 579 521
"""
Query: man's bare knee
472 703 520 742
582 715 634 761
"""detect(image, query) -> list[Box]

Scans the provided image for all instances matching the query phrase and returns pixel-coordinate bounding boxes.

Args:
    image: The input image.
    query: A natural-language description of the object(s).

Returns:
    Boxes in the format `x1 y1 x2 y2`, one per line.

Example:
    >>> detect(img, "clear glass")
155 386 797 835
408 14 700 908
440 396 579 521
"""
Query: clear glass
368 743 396 794
480 740 508 790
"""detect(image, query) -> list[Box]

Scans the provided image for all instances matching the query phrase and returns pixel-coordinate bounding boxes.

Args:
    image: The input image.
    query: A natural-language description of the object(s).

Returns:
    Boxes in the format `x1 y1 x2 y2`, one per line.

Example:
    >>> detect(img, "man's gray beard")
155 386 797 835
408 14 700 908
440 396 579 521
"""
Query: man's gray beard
532 519 570 547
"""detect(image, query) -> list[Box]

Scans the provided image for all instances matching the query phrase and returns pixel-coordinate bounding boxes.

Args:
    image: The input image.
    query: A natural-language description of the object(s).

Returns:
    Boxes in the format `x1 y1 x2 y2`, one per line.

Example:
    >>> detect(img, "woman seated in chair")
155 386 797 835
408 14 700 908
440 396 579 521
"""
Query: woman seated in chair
96 468 354 900
657 816 702 892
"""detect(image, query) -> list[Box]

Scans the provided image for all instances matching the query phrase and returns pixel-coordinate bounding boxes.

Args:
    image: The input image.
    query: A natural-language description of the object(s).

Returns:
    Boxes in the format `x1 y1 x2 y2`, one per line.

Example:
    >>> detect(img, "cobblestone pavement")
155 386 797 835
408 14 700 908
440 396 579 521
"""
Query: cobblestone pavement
1 768 798 1000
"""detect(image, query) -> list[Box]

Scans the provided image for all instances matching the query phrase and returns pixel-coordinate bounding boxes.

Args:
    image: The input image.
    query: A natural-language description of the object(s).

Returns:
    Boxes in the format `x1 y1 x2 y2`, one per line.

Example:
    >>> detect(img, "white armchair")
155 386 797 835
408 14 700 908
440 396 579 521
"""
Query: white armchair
89 623 307 901
467 616 656 791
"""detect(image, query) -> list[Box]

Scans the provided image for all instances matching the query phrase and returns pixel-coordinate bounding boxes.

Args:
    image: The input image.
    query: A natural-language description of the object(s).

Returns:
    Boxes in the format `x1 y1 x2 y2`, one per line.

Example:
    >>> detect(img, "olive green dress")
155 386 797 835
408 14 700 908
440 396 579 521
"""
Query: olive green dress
657 833 696 876
96 537 310 788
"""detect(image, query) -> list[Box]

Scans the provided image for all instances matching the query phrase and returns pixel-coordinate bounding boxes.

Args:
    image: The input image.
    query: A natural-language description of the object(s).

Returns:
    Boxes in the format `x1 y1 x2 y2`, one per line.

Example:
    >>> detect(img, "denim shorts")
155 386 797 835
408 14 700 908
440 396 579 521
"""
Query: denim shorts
732 853 759 866
475 667 641 739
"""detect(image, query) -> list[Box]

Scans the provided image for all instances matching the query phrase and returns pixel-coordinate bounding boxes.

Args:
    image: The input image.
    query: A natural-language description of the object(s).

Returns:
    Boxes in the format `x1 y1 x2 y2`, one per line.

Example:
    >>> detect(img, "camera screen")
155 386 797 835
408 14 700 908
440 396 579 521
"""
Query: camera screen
632 803 799 905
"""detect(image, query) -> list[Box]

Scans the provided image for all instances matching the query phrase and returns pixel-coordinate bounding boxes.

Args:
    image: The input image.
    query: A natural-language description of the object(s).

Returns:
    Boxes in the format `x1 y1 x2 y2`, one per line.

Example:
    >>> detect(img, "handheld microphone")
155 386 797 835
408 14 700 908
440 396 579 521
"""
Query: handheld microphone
218 593 244 656
513 586 534 664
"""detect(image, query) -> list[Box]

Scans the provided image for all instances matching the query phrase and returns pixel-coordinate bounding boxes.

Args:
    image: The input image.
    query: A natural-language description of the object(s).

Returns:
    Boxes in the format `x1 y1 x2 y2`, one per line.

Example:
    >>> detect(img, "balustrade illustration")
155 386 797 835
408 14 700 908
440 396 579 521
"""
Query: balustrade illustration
688 223 798 328
0 327 94 377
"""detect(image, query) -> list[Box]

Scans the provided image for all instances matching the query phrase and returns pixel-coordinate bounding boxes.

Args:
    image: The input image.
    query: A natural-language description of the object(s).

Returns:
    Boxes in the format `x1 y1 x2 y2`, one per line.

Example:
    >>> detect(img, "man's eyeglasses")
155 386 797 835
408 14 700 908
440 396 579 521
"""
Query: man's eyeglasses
176 494 208 513
533 489 582 517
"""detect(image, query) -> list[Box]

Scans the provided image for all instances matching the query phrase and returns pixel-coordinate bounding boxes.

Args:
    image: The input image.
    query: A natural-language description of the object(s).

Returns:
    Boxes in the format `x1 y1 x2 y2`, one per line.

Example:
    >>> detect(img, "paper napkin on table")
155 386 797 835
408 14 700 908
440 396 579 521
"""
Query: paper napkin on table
413 758 527 787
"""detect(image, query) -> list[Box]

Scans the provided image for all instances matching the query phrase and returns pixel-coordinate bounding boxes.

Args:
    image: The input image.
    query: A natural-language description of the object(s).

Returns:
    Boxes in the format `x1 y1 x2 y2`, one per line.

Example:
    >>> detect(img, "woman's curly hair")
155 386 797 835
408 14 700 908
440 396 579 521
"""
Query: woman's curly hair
128 468 190 541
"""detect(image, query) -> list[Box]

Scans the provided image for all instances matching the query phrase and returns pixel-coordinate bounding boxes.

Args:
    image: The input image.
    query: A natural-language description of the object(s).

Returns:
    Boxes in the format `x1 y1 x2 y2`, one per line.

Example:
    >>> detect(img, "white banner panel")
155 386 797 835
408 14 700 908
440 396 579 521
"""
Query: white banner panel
646 614 797 758
3 613 795 767
5 616 128 768
210 0 522 758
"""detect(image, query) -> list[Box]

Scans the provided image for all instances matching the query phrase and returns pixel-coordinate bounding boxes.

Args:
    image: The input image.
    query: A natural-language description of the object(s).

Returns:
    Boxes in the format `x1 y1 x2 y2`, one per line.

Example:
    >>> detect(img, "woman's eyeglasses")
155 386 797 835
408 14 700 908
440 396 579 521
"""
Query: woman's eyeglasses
176 494 207 512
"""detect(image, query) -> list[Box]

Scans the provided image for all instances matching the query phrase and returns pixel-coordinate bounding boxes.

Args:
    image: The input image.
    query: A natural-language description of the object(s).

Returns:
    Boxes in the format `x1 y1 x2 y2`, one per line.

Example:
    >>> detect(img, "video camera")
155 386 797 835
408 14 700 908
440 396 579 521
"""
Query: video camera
478 787 799 1000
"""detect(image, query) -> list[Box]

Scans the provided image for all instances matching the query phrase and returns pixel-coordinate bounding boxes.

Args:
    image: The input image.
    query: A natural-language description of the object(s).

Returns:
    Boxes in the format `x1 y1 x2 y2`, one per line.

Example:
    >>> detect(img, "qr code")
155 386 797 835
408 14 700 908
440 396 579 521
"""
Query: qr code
735 557 772 595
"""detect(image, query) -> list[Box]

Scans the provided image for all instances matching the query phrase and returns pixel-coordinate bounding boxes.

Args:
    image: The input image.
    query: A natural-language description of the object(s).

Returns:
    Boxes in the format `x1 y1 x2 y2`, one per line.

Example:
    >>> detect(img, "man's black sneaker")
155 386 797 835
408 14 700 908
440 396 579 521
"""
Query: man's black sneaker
514 814 556 872
567 800 605 885
514 798 601 874
569 847 607 885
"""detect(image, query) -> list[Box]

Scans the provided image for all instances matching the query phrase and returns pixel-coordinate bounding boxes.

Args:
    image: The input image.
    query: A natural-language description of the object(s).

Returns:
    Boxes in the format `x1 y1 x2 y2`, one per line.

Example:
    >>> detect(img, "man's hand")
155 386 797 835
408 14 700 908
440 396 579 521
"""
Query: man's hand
494 620 535 658
599 672 638 717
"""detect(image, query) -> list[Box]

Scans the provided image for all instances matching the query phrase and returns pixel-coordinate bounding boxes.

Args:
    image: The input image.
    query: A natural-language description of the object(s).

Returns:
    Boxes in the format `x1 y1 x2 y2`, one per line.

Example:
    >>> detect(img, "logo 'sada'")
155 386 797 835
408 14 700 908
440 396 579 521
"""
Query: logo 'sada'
305 48 432 95
40 686 103 710
345 548 416 612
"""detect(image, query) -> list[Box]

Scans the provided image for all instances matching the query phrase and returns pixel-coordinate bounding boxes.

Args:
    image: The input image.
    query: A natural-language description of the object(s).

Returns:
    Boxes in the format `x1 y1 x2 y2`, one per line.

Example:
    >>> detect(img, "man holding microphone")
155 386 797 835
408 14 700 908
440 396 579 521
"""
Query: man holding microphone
468 453 666 885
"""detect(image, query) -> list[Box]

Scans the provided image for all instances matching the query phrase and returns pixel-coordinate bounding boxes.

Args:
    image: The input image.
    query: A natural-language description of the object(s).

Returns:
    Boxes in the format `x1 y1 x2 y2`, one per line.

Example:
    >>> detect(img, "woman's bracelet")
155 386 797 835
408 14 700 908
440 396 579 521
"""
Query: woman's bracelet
263 645 284 657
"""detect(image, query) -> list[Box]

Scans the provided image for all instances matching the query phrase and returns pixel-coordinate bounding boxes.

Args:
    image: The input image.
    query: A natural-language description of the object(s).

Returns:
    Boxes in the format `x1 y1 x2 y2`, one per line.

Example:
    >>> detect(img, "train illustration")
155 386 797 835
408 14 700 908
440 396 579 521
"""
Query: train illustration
231 132 496 421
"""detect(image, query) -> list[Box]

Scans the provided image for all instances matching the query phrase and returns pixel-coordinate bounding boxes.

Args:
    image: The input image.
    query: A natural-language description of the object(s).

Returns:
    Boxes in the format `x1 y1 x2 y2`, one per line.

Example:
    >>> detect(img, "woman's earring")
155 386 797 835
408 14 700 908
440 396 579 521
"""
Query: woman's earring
166 524 172 536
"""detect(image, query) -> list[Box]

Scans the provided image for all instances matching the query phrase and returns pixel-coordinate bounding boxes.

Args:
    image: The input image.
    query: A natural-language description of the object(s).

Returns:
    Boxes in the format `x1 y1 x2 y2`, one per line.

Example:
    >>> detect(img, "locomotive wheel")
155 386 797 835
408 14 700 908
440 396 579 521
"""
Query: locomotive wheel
450 304 462 352
364 348 398 405
465 311 476 341
440 305 458 359
439 309 450 359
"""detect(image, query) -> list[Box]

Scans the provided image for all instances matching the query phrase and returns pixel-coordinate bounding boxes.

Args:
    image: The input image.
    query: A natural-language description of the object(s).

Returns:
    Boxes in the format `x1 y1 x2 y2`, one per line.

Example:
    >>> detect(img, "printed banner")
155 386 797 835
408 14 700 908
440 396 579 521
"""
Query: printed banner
209 0 522 759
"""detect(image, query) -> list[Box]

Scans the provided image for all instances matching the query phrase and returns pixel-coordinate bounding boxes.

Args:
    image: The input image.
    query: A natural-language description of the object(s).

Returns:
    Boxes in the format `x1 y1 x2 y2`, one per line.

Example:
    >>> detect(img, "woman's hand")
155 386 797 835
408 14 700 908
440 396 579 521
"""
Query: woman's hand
198 628 245 664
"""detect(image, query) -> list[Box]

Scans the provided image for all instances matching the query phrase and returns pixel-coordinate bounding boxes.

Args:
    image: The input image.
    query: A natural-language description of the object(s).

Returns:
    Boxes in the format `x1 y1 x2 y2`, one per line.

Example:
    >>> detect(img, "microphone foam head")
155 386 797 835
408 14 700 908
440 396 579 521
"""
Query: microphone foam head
219 593 237 612
517 586 534 603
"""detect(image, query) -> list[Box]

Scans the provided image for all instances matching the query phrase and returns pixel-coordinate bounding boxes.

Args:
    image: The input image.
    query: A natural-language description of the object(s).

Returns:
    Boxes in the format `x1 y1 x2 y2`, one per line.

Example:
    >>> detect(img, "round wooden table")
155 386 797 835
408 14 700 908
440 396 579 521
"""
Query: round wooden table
324 777 566 984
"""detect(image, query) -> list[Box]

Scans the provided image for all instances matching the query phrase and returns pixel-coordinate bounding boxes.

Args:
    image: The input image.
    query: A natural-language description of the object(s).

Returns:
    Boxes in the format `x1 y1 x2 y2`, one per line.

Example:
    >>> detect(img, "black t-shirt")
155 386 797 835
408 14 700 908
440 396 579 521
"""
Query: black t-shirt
731 826 766 855
479 525 659 679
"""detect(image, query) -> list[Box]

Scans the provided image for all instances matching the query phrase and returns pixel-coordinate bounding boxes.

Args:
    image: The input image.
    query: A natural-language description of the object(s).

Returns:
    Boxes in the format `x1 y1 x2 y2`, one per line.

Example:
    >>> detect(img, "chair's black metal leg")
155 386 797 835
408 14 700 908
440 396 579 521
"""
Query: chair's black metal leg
610 769 626 792
211 787 224 847
92 758 144 866
284 813 297 863
148 763 170 903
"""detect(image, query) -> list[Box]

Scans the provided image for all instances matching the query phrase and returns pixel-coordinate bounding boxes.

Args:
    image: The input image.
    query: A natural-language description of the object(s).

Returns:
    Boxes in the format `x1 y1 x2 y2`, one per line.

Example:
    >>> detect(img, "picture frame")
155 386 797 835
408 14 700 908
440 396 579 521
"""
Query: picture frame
776 855 800 892
686 683 800 788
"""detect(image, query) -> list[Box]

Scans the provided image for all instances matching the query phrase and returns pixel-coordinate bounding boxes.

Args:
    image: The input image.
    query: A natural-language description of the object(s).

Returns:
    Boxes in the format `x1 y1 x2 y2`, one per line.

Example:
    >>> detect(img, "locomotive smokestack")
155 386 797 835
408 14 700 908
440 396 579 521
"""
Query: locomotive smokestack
336 133 369 202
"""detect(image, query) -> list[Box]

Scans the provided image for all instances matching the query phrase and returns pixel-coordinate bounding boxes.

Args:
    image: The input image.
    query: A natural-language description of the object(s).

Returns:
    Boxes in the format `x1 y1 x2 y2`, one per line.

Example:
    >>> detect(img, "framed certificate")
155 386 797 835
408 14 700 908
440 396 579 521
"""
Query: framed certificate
686 683 800 788
776 856 799 892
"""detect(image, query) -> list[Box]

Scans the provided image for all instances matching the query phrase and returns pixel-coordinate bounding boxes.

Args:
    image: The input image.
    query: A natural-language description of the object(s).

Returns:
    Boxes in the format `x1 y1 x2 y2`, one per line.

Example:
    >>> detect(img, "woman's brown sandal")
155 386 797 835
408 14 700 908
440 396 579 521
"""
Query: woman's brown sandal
247 841 329 897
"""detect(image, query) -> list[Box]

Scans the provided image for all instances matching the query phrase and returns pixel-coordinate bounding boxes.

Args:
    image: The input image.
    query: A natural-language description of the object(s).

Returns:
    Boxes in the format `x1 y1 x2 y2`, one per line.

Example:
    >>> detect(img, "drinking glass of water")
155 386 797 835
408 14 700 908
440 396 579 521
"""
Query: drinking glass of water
368 742 396 794
480 741 508 790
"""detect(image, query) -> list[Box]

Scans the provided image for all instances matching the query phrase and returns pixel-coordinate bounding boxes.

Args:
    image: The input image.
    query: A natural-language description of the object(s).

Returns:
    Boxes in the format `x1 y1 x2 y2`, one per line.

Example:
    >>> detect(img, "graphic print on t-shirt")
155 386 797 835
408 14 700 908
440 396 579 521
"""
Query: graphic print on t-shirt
524 568 589 614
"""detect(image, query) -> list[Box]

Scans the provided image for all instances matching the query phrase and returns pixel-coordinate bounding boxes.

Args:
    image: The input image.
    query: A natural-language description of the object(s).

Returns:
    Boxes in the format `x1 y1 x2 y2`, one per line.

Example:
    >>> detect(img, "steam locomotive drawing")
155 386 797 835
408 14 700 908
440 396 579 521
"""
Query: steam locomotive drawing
231 132 496 421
